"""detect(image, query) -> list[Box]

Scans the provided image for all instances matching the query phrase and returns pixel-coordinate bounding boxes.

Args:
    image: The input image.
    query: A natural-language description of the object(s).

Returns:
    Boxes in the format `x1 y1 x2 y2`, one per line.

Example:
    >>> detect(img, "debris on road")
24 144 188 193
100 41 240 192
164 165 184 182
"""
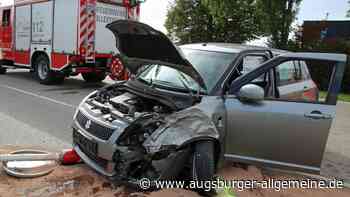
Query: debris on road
0 148 81 178
1 146 350 197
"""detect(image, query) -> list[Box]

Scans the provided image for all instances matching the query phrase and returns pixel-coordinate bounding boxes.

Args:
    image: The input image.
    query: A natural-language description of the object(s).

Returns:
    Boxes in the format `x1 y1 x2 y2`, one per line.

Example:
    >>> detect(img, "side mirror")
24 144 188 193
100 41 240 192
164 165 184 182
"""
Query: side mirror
237 84 265 102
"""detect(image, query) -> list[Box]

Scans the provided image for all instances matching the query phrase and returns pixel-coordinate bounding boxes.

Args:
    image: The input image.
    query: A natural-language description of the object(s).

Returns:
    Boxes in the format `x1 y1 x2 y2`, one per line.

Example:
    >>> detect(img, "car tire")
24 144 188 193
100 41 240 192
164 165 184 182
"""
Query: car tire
191 141 215 182
34 54 64 85
82 72 106 83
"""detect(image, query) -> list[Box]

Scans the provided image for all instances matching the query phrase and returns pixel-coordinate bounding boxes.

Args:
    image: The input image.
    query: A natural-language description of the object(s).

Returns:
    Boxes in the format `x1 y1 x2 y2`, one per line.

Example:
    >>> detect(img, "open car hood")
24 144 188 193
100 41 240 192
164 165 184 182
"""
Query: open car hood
106 20 206 89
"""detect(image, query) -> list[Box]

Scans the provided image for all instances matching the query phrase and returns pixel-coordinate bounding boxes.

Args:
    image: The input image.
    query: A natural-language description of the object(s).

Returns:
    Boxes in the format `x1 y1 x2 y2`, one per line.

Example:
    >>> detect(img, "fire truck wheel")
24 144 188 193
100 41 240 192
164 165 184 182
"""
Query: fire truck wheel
0 67 7 74
34 54 63 85
82 72 106 83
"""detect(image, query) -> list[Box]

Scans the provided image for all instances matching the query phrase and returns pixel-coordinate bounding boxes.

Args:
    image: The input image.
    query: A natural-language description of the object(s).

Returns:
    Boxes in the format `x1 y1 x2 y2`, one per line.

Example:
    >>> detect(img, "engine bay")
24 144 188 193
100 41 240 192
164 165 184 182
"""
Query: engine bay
86 85 174 144
77 83 186 181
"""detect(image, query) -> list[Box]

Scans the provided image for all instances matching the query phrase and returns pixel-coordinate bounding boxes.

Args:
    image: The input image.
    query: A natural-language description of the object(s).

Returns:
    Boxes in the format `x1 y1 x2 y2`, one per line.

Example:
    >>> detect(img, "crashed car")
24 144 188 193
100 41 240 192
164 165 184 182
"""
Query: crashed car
72 20 347 186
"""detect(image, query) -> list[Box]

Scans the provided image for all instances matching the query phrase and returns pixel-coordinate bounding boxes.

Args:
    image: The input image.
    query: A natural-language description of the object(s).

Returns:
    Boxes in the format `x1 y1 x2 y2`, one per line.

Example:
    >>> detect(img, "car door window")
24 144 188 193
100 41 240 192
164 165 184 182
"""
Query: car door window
2 9 11 27
241 59 339 104
226 54 268 92
242 56 266 75
300 61 312 80
275 60 322 103
276 61 303 86
242 55 267 83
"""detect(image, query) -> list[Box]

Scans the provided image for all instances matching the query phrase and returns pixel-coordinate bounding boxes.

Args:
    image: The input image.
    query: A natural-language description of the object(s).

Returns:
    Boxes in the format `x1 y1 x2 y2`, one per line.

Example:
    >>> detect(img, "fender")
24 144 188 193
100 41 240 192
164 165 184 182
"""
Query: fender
143 107 220 154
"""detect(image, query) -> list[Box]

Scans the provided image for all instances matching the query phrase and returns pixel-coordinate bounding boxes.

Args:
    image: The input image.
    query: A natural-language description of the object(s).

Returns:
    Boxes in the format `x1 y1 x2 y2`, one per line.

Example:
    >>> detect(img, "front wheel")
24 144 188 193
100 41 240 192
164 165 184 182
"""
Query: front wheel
191 141 216 182
82 72 106 83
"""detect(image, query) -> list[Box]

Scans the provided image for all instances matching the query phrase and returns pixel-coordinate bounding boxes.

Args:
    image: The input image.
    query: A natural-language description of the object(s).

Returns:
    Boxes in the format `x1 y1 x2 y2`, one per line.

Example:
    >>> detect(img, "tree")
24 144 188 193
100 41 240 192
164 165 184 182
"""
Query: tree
202 0 264 42
165 0 264 44
257 0 302 49
165 0 215 43
347 0 350 17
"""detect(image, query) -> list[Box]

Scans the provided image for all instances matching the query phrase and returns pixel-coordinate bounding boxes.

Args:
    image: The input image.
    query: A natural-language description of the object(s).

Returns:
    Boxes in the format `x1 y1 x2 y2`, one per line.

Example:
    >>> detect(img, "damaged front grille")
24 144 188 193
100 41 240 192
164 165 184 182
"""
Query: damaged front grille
79 144 109 169
76 111 115 140
73 129 109 169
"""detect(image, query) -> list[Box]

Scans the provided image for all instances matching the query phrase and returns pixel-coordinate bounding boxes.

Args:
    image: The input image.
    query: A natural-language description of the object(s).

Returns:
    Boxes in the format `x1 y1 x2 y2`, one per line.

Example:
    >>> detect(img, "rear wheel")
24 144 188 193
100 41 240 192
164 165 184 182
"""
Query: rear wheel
0 61 6 74
34 54 64 85
0 67 7 74
82 72 106 83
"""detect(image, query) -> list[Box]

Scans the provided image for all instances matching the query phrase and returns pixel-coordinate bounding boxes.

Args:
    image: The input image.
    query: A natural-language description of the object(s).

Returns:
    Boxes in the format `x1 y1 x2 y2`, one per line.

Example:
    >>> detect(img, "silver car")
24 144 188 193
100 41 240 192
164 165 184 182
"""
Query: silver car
72 20 347 188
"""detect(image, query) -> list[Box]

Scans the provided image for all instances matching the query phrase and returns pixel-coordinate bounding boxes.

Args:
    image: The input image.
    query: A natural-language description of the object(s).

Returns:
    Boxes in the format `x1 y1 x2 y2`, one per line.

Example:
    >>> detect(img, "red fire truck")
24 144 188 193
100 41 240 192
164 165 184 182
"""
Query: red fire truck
0 0 142 84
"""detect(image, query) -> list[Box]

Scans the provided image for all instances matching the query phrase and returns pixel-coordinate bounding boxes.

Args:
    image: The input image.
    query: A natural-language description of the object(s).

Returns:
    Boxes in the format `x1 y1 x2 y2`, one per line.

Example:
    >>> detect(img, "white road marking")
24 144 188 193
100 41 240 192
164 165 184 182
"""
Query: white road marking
0 85 76 109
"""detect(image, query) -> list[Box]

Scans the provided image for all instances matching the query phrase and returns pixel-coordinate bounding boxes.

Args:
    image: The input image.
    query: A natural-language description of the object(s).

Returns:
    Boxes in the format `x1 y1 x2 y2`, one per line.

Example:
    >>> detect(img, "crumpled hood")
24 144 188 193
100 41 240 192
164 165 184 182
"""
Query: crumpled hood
106 20 206 89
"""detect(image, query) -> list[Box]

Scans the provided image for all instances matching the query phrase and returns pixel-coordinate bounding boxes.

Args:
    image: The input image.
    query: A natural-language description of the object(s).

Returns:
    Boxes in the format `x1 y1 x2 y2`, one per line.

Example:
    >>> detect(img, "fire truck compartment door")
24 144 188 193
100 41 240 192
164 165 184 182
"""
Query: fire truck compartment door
15 5 31 51
31 1 53 44
53 0 78 54
95 2 127 54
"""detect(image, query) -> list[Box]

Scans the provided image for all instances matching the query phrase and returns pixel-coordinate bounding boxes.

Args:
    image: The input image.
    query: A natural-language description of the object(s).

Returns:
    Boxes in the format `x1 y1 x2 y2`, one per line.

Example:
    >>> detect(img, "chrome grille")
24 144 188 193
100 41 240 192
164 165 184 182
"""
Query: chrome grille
76 111 114 140
73 129 108 169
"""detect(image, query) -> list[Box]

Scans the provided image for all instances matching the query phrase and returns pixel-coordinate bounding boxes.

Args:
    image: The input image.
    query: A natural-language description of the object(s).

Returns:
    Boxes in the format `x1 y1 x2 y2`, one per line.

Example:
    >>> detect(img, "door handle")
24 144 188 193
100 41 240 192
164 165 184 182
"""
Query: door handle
304 111 332 120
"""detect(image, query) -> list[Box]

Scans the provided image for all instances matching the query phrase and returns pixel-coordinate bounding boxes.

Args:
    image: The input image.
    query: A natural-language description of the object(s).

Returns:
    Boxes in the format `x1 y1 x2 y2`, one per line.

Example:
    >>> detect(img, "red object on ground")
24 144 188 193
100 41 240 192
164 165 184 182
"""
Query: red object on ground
109 57 127 80
61 149 81 165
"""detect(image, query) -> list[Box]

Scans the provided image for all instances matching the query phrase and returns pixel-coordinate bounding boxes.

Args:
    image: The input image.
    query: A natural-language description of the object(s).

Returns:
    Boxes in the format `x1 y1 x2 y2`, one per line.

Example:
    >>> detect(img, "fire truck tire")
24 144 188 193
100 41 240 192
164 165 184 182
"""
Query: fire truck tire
34 54 64 85
0 67 7 74
82 72 106 83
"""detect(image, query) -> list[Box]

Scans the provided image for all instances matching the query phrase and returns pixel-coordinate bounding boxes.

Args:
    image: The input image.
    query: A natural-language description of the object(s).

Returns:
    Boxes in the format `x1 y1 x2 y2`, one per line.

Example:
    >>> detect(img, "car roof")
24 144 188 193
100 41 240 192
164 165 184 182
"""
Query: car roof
282 52 348 63
180 43 288 55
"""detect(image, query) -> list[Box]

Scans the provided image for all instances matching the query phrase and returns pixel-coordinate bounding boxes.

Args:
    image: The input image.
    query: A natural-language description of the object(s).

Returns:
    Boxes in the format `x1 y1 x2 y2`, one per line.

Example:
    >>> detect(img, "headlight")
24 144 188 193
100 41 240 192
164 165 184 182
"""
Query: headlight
73 90 98 119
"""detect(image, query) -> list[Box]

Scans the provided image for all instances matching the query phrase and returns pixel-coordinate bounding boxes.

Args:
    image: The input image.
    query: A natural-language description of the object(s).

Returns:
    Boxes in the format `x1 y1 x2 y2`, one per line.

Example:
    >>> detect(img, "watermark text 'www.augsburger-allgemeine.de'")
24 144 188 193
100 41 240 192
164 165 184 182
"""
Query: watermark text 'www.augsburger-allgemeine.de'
139 178 345 192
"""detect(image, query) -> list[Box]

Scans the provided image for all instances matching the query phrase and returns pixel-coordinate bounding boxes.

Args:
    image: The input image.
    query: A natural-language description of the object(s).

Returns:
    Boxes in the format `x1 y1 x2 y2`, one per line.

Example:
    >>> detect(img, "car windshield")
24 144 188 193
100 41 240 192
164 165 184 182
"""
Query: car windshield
137 48 236 93
181 48 237 91
137 65 205 93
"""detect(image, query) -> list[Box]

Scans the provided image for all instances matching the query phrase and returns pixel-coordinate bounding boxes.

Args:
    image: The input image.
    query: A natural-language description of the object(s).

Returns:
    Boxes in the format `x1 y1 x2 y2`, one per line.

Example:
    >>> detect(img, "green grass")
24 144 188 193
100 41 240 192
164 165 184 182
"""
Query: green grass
320 91 350 102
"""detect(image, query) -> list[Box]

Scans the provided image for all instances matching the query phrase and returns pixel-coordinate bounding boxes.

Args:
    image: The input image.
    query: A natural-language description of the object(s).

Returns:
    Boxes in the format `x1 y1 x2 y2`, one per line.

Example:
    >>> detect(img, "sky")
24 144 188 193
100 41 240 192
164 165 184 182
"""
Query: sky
140 0 349 33
1 0 348 34
297 0 348 23
138 0 349 46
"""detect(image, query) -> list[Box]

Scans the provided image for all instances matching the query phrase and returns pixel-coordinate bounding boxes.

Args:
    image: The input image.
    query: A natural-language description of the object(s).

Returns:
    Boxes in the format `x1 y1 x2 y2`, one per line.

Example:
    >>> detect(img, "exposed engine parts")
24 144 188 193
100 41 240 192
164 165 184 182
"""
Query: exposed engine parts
81 85 178 180
88 84 173 124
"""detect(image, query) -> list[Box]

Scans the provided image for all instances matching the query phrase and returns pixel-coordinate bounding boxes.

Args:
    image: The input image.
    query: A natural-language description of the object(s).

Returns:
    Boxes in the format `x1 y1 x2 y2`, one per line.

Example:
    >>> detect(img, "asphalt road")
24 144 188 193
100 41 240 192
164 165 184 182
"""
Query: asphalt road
0 69 349 181
0 69 113 150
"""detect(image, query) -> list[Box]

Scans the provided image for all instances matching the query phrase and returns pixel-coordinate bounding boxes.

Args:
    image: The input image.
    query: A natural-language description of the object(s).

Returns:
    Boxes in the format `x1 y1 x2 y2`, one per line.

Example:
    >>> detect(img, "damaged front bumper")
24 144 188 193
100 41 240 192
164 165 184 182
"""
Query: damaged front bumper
72 112 190 183
72 121 118 177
